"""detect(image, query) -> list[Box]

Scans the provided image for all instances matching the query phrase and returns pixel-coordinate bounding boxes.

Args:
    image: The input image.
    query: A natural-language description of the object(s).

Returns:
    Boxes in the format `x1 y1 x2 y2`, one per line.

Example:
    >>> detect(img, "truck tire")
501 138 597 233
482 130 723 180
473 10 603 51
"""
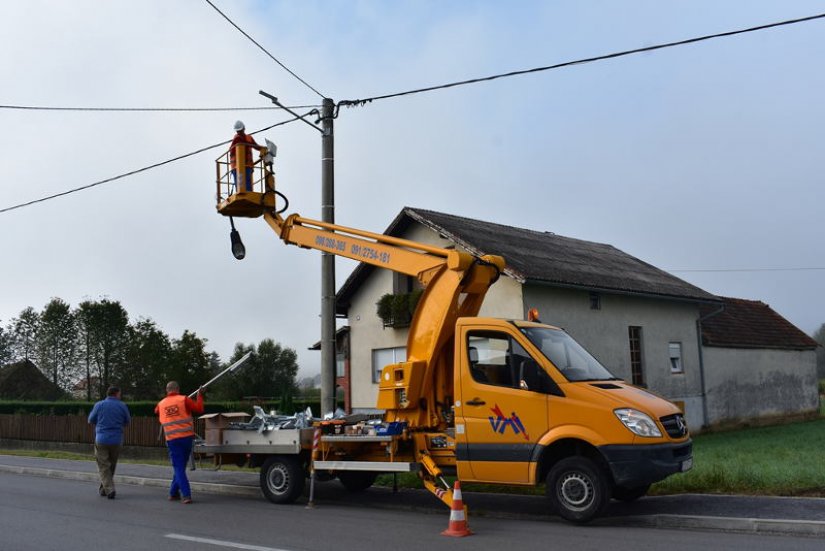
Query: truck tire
260 455 305 504
546 456 610 523
337 471 378 492
612 483 650 502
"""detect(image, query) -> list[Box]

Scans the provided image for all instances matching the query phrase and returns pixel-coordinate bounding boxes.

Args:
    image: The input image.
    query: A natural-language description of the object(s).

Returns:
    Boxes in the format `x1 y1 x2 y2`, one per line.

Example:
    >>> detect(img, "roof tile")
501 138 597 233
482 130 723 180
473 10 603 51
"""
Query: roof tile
700 297 818 350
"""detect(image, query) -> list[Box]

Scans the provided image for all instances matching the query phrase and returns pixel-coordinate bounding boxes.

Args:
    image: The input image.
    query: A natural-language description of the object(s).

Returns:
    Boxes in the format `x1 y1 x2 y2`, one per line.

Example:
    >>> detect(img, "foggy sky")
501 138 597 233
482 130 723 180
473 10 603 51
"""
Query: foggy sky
2 1 823 377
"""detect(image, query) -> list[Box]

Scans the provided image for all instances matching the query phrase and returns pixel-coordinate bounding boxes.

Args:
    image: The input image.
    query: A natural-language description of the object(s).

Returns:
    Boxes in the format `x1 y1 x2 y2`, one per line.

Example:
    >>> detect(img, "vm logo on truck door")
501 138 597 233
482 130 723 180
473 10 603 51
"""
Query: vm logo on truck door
488 404 530 440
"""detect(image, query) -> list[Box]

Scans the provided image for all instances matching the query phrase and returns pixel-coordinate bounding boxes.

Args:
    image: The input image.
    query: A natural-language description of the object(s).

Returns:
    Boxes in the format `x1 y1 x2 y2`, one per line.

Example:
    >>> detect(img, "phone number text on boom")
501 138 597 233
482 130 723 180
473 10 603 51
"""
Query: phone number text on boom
315 236 391 264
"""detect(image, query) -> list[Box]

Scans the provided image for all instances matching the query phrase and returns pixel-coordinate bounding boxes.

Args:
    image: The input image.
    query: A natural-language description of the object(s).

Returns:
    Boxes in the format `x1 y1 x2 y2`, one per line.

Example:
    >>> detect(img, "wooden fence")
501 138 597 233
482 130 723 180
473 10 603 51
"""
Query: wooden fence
0 414 207 448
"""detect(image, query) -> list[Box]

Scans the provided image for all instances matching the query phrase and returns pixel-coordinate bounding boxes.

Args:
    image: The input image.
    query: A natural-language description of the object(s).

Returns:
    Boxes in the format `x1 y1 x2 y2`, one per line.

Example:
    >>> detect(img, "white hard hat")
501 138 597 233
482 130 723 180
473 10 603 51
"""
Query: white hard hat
234 120 245 132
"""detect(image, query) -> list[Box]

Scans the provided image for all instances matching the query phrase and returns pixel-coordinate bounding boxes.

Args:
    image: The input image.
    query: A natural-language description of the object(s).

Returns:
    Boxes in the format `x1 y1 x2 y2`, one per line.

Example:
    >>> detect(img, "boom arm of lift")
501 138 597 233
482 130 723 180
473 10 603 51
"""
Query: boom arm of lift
216 146 505 511
216 149 505 430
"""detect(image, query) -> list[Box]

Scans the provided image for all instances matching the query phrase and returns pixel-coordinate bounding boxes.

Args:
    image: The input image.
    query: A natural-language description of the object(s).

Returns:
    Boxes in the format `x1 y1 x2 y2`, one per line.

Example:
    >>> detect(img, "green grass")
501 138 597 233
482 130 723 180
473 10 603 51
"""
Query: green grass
650 416 825 496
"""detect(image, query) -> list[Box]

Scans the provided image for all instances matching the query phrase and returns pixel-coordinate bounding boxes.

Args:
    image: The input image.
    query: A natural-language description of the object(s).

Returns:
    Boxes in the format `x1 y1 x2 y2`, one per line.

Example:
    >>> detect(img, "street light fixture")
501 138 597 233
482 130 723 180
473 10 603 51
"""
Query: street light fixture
229 218 245 260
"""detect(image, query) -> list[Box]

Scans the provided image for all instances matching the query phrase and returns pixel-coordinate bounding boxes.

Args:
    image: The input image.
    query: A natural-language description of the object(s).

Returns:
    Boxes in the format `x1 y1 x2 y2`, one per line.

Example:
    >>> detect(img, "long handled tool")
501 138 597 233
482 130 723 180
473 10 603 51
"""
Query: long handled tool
155 352 255 467
188 351 254 469
187 351 253 398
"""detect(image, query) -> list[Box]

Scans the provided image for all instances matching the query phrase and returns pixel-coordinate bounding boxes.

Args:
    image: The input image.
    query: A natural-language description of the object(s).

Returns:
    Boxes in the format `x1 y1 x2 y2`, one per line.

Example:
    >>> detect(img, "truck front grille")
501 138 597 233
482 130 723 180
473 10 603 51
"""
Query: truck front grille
660 413 688 438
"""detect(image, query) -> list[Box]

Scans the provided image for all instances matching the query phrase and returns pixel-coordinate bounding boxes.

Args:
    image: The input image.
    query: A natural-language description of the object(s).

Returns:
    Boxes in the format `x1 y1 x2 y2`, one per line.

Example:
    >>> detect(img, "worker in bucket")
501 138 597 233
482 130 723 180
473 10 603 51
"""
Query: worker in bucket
229 120 263 192
155 381 205 504
88 385 131 499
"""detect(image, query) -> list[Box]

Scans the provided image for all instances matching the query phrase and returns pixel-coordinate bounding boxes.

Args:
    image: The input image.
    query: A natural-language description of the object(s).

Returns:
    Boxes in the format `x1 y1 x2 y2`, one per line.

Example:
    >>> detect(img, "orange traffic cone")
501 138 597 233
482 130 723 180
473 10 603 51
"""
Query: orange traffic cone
441 480 472 537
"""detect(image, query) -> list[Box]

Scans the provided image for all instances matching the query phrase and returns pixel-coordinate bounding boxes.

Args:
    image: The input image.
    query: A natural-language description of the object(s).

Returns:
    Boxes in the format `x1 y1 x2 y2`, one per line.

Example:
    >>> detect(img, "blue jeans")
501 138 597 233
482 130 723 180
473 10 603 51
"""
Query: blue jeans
231 168 254 192
167 436 193 498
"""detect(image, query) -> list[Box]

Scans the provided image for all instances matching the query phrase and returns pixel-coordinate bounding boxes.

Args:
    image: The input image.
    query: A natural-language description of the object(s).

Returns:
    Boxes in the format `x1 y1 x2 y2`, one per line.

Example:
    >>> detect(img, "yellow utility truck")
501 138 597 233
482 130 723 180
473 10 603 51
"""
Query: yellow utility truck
202 144 692 523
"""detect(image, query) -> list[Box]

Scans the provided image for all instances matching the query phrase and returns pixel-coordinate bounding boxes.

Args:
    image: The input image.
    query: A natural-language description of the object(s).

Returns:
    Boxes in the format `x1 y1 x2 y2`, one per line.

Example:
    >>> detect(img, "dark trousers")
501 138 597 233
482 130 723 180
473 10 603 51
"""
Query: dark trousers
94 443 121 494
167 436 193 498
231 168 254 192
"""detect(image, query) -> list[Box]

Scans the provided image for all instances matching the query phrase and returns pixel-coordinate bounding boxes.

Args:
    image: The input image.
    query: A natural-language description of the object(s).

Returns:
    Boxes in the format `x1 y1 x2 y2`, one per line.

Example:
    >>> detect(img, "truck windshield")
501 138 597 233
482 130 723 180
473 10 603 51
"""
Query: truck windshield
520 327 617 382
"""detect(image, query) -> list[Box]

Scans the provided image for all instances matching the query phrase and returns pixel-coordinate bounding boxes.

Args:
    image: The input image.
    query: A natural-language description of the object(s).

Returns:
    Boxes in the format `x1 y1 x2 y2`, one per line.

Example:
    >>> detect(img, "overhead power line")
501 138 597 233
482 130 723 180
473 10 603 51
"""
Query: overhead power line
0 104 319 112
0 115 307 215
339 12 825 108
203 0 326 100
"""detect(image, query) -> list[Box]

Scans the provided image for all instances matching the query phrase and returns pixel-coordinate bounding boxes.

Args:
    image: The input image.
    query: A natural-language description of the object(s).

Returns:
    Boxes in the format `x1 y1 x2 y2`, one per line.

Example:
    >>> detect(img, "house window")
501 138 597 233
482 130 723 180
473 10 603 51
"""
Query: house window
372 346 406 383
335 353 345 378
628 326 645 386
393 272 416 294
669 342 683 374
590 293 601 310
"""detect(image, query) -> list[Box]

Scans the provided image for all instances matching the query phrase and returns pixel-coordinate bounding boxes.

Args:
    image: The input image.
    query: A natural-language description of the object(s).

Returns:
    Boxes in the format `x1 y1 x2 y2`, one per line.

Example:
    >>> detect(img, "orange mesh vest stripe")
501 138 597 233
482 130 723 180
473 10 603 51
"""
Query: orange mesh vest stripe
158 394 195 441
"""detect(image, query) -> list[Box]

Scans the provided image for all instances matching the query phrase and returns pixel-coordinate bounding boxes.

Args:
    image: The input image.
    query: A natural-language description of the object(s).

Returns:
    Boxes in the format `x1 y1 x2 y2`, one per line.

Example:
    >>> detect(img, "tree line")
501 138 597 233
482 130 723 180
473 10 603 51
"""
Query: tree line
0 297 299 402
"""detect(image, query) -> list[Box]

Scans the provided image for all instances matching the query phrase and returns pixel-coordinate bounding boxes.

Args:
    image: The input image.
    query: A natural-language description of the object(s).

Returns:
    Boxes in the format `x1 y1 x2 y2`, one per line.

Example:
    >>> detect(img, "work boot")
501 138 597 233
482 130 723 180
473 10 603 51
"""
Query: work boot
107 491 116 499
99 485 106 497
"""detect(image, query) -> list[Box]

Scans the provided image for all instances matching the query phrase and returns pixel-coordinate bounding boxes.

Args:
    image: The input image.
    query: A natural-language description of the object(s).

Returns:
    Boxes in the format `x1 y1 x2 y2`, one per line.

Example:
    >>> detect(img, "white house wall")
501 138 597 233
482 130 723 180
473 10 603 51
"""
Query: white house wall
348 265 406 410
703 347 819 425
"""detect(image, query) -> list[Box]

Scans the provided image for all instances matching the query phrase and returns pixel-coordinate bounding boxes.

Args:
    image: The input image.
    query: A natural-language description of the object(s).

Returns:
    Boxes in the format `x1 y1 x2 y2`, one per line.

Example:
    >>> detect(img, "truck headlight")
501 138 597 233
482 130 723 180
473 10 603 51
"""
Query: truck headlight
614 408 662 438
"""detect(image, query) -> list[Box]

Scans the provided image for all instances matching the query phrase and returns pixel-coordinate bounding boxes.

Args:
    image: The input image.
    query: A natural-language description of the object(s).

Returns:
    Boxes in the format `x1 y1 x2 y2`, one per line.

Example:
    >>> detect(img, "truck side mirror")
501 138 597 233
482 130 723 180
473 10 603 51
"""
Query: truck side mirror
520 358 564 396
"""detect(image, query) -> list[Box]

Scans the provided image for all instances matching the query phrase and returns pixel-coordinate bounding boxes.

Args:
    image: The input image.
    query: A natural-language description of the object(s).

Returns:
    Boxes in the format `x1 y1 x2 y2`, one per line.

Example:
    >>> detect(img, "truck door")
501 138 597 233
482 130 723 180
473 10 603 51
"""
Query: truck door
455 329 549 484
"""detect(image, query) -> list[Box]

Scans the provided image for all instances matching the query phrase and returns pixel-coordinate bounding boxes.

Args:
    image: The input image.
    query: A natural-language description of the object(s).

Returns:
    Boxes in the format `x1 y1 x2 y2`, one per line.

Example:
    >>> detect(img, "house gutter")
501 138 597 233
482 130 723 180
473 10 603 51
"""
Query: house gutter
696 302 725 428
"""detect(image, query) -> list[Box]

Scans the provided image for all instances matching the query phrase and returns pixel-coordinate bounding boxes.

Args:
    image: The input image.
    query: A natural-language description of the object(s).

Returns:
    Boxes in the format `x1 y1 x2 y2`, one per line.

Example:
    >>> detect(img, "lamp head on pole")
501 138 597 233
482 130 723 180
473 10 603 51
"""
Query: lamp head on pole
230 228 246 260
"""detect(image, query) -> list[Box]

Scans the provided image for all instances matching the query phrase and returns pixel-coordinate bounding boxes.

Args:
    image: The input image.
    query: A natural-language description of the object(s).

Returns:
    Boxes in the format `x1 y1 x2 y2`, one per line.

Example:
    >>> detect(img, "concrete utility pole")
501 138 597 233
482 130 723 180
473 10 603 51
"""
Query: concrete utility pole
258 90 336 415
320 98 336 416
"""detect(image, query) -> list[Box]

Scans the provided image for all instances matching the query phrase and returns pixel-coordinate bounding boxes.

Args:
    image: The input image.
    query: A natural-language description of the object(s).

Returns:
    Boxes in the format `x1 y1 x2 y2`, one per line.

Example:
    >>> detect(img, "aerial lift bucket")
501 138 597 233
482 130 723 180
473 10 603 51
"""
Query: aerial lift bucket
216 141 278 218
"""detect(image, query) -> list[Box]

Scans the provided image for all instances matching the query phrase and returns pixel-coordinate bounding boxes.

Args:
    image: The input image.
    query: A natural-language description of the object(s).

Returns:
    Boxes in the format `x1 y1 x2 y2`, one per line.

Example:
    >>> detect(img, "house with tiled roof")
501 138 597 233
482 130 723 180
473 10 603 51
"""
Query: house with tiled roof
700 298 819 425
332 207 818 430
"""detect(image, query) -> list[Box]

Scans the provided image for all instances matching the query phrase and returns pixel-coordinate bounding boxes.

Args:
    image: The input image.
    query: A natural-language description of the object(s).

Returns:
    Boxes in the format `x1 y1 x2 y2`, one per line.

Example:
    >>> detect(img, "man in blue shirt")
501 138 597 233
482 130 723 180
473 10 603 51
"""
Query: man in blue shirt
88 386 131 499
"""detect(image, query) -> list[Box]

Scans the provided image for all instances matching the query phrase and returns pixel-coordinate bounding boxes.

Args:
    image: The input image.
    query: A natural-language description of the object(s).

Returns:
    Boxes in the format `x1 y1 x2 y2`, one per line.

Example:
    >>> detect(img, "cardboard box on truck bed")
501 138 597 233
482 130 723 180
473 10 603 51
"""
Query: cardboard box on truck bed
200 412 251 445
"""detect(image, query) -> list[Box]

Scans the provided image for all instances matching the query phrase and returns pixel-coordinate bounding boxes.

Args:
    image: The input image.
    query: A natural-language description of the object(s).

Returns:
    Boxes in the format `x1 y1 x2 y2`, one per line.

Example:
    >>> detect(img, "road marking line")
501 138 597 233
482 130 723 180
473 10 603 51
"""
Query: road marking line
165 533 295 551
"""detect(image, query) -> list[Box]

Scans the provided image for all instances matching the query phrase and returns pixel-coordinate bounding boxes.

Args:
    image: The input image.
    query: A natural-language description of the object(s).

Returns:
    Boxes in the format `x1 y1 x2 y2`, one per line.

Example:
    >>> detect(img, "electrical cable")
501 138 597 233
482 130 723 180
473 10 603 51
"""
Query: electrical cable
274 189 289 215
338 12 825 108
0 115 306 215
0 104 319 112
203 0 326 100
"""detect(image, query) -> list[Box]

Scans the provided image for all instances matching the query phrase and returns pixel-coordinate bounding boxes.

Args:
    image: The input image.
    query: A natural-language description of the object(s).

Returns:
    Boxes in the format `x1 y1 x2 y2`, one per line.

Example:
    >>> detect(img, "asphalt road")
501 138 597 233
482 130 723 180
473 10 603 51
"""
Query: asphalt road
2 472 824 551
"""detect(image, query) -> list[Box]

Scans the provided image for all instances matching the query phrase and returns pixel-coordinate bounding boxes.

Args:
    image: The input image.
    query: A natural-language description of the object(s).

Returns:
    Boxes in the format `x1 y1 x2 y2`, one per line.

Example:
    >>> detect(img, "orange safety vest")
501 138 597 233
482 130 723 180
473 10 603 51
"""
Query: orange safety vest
229 133 256 169
157 394 195 441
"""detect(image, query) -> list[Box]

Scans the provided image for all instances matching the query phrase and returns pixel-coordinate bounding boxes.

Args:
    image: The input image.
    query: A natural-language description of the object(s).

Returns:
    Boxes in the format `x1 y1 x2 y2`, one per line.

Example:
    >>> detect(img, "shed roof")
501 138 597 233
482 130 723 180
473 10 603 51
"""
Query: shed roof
336 207 718 314
700 297 818 350
0 360 65 400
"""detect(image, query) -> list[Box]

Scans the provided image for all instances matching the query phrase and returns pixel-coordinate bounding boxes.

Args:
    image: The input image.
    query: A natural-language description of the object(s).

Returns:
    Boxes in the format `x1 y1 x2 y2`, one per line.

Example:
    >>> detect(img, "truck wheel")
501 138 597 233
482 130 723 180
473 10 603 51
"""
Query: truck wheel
546 456 610 523
612 484 650 502
260 455 305 504
337 471 378 492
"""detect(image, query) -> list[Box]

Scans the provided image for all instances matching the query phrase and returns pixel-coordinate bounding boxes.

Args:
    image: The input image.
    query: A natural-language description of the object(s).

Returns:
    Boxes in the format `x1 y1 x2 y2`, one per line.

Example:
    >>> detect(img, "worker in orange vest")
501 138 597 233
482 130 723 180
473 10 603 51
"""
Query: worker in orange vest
155 381 205 504
229 120 263 192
